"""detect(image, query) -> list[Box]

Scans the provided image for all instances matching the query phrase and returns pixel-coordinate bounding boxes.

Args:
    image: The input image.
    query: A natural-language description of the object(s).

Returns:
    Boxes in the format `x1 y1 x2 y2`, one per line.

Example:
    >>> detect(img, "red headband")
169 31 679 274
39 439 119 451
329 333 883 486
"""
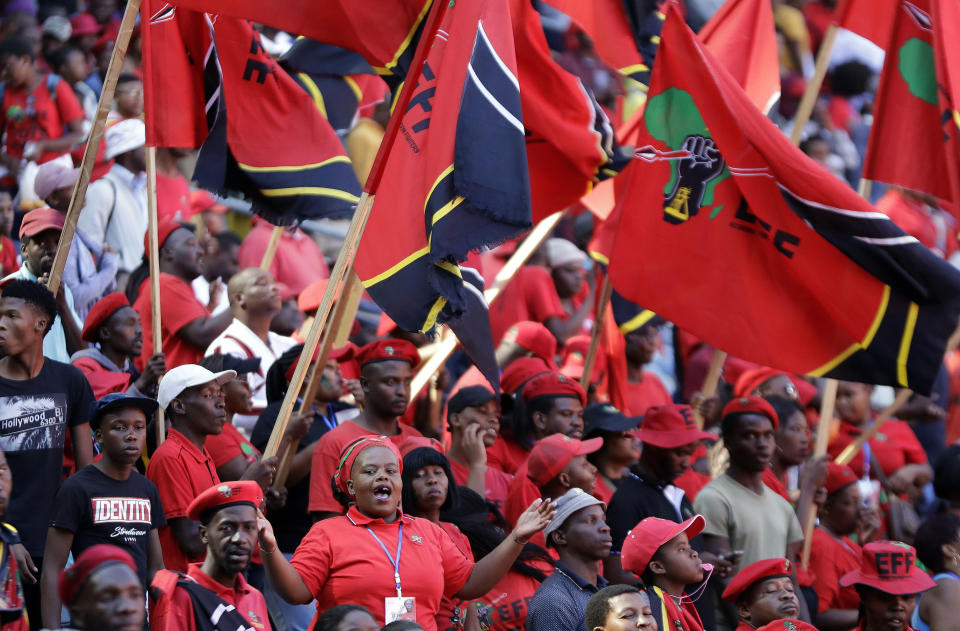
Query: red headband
333 436 403 495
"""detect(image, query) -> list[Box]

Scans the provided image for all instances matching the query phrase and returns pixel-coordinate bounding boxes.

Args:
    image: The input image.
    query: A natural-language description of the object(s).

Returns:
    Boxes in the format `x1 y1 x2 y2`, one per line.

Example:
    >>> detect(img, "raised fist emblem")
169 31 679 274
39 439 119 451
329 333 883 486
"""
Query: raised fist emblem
663 135 725 224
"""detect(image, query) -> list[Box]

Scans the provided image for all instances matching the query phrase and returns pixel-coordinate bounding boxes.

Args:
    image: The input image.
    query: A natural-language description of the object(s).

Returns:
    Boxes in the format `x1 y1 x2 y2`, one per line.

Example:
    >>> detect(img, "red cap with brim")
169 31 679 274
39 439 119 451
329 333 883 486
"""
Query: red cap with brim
81 291 129 343
502 321 557 367
187 481 263 524
527 434 602 488
721 558 793 602
19 207 64 240
634 404 717 449
621 515 706 575
838 541 937 594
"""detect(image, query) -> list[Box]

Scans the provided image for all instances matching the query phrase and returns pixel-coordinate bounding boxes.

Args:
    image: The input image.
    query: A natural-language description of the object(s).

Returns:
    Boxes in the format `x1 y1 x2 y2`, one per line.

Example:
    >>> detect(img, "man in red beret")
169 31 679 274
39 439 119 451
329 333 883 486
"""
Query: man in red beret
694 397 804 580
308 339 423 520
132 220 233 372
151 481 271 631
72 291 167 398
721 558 802 631
57 544 144 631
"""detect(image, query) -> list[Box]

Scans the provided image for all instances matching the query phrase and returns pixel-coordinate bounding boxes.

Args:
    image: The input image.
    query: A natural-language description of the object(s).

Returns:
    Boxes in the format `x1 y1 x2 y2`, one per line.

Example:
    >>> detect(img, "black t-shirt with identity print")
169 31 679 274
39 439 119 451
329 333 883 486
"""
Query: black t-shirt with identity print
0 359 94 556
50 464 166 587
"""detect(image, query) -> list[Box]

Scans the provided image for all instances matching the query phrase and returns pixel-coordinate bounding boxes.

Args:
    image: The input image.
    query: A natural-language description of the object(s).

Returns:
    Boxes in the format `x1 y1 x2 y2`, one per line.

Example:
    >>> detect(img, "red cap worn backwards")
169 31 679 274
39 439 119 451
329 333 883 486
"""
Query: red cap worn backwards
80 292 129 343
502 321 557 367
721 396 779 430
722 558 793 602
356 339 420 369
621 515 706 575
824 462 858 497
527 433 602 488
521 372 587 406
58 544 138 606
839 541 936 594
635 404 717 449
187 481 264 524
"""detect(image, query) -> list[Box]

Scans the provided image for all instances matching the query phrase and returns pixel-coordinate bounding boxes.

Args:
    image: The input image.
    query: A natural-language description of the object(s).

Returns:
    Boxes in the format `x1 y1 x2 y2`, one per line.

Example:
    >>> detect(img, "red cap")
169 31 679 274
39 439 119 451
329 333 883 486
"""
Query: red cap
58 544 137 606
621 515 706 575
80 291 129 343
527 433 602 487
297 278 339 313
189 189 227 216
824 462 858 497
721 396 779 430
501 357 551 394
559 335 604 383
635 404 717 449
838 541 937 594
792 377 817 408
734 368 790 398
69 12 100 36
144 216 190 257
284 343 355 381
722 558 793 602
399 436 444 456
755 620 819 631
187 480 263 523
19 207 64 240
521 372 587 406
333 436 403 495
356 339 420 369
502 321 557 367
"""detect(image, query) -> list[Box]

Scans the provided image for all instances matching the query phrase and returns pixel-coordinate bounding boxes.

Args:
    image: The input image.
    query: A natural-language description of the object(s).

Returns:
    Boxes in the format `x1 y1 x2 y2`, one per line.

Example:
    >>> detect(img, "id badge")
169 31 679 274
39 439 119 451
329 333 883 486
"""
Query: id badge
385 597 417 623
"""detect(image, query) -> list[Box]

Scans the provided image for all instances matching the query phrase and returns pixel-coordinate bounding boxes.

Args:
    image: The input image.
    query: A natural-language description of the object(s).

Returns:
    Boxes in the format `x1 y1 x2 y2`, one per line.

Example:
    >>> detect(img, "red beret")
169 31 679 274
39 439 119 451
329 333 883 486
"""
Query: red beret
527 434 602 487
80 292 130 343
502 321 557 367
144 216 191 258
621 515 705 575
521 372 586 406
824 462 858 497
333 436 403 495
635 404 717 449
58 544 137 606
734 367 790 398
19 207 64 240
501 357 551 395
356 339 420 369
722 558 792 602
721 396 779 430
186 481 263 524
755 620 819 631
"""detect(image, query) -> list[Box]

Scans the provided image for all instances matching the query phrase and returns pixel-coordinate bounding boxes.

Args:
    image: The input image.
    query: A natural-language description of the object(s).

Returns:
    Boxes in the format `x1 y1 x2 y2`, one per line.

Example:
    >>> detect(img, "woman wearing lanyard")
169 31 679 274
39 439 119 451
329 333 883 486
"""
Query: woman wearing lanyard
259 436 555 630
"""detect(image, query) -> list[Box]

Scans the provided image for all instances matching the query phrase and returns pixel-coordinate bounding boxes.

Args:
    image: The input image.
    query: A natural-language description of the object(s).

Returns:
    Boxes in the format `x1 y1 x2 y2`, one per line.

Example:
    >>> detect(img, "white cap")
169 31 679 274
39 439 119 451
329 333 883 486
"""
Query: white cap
157 364 237 409
543 488 605 543
104 118 146 160
545 238 587 268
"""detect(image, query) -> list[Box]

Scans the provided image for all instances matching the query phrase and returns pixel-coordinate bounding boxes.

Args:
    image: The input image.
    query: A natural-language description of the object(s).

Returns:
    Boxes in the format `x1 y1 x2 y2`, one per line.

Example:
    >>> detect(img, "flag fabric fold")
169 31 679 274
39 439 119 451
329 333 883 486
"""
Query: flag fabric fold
932 0 960 210
608 5 960 394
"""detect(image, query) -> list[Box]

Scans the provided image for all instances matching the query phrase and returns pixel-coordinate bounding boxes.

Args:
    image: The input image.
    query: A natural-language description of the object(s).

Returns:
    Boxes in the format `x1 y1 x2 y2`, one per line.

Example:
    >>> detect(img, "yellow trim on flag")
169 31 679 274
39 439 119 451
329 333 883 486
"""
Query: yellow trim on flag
362 247 430 288
619 63 650 76
259 187 360 203
435 260 462 277
807 285 891 377
431 196 466 225
239 156 352 173
297 72 326 118
619 310 656 335
421 296 447 332
896 302 919 387
589 251 610 266
374 0 433 75
343 76 363 102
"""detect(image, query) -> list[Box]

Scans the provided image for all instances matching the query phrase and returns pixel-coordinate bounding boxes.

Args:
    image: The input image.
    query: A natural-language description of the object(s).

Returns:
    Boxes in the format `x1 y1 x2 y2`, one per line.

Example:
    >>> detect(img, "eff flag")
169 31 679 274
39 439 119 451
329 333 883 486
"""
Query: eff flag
932 0 960 209
609 6 960 394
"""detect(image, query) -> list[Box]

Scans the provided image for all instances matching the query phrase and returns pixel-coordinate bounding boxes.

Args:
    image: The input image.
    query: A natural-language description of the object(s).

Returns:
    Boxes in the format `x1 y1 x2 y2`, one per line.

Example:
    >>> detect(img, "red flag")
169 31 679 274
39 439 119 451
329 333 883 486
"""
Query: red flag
833 0 898 47
698 0 780 113
609 5 960 394
862 1 954 205
932 0 960 210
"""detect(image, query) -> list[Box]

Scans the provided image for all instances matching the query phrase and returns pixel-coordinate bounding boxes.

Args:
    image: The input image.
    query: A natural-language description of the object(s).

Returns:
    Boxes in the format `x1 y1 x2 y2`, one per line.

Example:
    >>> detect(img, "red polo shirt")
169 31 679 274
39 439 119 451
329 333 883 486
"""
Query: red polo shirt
807 527 862 613
205 421 260 468
827 418 927 479
151 563 270 631
133 273 210 371
448 458 513 515
145 428 220 572
291 506 474 631
307 420 422 514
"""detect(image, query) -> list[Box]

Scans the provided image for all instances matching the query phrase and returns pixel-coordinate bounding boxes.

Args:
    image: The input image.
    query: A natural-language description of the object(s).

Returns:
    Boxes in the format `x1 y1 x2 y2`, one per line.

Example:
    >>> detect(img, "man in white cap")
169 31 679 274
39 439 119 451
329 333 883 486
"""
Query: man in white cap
545 237 595 341
35 156 118 320
145 364 278 573
79 118 147 291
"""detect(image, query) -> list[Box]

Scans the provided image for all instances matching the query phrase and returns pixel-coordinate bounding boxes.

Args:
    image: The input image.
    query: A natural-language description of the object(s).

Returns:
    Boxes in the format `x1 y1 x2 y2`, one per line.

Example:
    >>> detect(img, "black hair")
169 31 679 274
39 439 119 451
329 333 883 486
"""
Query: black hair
313 604 373 631
198 352 260 376
584 584 646 631
933 444 960 502
829 60 873 97
0 36 35 60
265 344 303 403
506 394 566 450
915 512 960 575
765 395 804 431
799 134 831 156
381 622 423 631
213 230 243 251
2 279 57 334
47 44 82 72
640 548 662 587
116 73 140 88
401 447 457 514
125 256 149 304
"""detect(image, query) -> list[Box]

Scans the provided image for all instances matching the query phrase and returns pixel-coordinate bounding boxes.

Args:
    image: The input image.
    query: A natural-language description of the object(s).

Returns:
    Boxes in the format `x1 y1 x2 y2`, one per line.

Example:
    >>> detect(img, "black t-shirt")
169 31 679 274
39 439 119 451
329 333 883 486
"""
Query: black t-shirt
606 472 702 554
251 401 345 552
0 359 94 556
50 464 166 587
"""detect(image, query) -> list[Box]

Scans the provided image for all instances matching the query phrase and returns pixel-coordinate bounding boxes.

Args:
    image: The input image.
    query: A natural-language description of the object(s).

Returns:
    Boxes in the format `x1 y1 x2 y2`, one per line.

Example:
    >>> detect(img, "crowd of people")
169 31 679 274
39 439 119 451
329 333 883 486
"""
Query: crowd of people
0 1 957 631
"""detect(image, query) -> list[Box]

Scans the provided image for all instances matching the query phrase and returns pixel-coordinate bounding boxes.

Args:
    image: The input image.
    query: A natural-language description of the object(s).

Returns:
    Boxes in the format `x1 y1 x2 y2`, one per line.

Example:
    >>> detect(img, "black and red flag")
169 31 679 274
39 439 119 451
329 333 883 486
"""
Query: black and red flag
608 5 960 394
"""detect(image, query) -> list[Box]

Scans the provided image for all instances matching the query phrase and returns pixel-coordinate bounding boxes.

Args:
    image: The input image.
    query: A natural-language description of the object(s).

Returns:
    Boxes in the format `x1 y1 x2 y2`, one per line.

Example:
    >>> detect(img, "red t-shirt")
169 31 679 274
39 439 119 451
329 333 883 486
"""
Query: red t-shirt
486 436 529 476
807 527 862 613
151 563 271 631
624 371 672 416
237 220 330 296
503 471 546 548
437 521 473 631
488 265 565 346
0 74 84 162
446 566 551 631
145 429 220 572
291 507 474 631
448 457 513 515
827 419 927 479
133 273 210 371
0 236 18 277
205 421 261 469
157 172 192 222
307 420 422 514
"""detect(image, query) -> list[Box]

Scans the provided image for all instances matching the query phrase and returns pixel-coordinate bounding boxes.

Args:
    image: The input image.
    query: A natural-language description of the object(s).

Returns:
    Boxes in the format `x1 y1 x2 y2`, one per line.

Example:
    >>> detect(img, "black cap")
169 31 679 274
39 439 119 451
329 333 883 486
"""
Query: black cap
199 353 261 376
447 385 497 416
583 403 642 438
89 393 159 429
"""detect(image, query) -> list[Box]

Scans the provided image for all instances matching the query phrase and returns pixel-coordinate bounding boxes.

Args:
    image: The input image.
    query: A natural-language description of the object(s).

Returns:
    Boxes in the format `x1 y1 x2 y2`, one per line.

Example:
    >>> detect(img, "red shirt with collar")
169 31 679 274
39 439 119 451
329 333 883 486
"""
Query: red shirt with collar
448 457 513 514
307 420 422 514
151 563 271 631
807 526 862 613
290 506 474 631
205 421 260 468
133 273 210 371
145 428 220 572
827 418 928 479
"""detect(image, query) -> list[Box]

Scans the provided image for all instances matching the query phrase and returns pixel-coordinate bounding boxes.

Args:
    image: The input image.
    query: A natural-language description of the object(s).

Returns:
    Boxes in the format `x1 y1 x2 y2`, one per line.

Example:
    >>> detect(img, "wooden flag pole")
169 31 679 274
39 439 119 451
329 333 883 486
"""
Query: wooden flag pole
857 177 872 200
789 24 838 146
580 274 613 389
260 226 283 270
801 377 839 568
146 146 165 445
408 211 565 401
333 271 364 346
47 0 141 295
834 388 913 466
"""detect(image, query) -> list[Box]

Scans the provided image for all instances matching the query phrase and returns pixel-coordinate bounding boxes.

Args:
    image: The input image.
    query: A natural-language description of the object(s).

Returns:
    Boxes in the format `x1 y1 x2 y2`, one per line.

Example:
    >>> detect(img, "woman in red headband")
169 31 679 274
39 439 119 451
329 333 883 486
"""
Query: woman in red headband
258 436 555 631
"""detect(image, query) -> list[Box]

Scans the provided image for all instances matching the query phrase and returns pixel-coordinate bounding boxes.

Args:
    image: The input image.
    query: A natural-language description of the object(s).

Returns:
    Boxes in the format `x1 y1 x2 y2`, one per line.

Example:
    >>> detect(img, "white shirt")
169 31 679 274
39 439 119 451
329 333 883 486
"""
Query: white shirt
191 275 229 316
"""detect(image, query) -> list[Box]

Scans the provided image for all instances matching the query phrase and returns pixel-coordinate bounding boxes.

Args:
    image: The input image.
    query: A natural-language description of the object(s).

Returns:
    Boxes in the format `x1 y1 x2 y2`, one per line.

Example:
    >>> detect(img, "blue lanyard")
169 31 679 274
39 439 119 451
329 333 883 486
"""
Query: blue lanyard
365 523 403 597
